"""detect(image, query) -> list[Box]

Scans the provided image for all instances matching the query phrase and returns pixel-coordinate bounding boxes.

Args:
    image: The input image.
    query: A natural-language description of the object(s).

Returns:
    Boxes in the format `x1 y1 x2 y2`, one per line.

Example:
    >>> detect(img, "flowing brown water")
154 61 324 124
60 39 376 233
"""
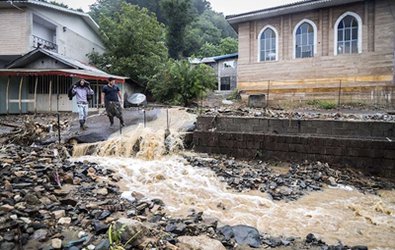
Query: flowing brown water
72 109 395 249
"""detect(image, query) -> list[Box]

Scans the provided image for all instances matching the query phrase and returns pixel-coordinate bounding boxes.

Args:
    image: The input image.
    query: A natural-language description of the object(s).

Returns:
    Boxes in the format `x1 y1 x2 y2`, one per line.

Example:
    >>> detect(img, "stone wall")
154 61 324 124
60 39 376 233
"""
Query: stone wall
193 116 395 178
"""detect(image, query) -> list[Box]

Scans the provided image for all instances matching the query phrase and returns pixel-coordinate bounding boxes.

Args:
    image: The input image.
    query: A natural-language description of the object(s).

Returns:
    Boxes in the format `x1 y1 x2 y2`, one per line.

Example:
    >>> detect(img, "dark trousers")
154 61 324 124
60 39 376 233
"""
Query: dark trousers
105 101 124 125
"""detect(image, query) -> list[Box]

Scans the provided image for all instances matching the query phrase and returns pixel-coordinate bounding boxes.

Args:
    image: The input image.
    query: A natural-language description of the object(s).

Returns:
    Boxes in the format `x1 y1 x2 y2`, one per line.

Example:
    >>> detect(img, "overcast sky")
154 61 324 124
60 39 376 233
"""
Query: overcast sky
56 0 296 15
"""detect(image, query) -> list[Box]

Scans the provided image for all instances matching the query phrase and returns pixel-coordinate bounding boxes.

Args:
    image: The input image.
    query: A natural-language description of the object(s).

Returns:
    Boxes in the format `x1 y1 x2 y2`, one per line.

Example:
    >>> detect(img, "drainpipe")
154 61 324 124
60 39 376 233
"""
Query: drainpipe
7 1 25 11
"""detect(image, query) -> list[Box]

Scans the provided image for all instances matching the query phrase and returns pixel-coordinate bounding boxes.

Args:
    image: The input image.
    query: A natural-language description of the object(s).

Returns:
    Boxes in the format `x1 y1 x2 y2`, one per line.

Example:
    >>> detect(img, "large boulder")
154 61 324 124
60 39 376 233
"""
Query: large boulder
177 235 226 250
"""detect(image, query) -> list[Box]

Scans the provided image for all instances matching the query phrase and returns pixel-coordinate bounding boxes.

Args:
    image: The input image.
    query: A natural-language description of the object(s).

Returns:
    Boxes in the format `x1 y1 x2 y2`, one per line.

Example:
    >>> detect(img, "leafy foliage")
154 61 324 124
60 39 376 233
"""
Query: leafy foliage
196 37 238 57
148 60 216 106
306 100 337 109
88 2 168 88
160 0 194 59
108 223 142 250
89 0 124 22
93 0 237 57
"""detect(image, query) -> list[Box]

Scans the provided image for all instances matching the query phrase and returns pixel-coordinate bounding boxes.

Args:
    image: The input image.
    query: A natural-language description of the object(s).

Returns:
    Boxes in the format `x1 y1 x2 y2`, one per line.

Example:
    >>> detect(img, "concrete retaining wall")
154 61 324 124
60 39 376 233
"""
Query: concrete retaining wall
193 116 395 178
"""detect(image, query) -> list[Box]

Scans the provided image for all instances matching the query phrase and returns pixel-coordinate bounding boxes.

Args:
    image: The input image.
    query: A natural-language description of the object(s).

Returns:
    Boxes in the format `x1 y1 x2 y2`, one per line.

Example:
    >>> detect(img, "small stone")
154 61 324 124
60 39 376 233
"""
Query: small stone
0 242 15 250
63 173 74 184
53 210 66 219
39 197 52 205
0 204 14 212
95 239 110 250
87 244 95 250
104 217 116 224
95 188 108 196
10 214 18 220
3 232 14 241
328 177 337 186
4 180 13 191
73 178 81 185
127 209 136 217
78 231 87 238
14 195 22 202
58 217 72 225
131 191 145 200
51 238 62 249
351 246 368 250
20 217 32 224
92 220 109 235
98 210 111 220
32 229 48 241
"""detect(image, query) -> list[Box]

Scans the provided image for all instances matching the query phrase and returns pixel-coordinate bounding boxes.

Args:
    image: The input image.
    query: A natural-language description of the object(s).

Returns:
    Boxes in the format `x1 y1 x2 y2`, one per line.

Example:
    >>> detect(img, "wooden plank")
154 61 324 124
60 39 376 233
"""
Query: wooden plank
18 76 23 114
49 79 52 112
34 77 38 114
9 99 35 103
6 77 10 115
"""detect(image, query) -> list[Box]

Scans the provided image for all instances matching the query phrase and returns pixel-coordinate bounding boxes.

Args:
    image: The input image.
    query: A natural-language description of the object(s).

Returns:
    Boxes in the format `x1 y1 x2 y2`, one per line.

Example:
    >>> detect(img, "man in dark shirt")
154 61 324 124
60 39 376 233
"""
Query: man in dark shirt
101 77 125 127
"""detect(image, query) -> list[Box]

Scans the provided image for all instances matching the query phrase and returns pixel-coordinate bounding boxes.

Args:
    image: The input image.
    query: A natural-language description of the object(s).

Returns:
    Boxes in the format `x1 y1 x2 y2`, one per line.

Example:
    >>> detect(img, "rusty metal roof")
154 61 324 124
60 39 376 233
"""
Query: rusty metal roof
0 68 127 82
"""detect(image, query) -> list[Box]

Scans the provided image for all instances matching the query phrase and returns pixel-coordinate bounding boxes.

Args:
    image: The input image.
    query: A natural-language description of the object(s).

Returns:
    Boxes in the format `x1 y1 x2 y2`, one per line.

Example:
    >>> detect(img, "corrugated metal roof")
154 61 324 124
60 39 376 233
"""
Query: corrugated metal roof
3 48 127 82
213 53 238 61
226 0 363 26
6 48 105 74
0 68 127 82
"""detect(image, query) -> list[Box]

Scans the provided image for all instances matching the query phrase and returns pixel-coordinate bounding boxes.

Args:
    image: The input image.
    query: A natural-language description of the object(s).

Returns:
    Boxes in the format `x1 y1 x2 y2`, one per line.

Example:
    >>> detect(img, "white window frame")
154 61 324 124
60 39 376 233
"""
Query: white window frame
293 19 318 59
334 11 362 55
257 25 279 62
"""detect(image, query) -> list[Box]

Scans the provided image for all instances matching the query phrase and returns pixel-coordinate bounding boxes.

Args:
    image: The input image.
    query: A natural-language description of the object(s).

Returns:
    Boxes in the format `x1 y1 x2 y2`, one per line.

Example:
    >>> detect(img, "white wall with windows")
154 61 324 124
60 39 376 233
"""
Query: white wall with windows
29 6 105 63
256 11 363 62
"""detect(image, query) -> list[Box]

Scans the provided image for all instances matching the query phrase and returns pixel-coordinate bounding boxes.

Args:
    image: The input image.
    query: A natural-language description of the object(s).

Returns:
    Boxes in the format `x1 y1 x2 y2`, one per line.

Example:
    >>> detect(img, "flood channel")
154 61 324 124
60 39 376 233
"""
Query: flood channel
72 108 395 249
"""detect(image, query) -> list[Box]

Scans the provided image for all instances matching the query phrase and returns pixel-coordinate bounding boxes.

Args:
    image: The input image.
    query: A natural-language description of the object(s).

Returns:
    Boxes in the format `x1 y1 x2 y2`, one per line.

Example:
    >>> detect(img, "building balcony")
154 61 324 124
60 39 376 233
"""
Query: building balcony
33 35 58 52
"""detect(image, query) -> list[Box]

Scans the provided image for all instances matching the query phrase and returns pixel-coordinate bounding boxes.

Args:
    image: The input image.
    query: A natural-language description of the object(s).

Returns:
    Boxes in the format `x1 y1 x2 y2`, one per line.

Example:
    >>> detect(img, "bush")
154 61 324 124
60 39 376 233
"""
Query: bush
226 88 240 100
148 59 217 106
307 100 337 109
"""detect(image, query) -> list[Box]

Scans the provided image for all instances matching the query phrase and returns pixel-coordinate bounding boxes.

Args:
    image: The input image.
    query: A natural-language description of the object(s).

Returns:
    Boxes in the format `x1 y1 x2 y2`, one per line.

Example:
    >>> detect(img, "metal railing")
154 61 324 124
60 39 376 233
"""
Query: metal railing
32 35 58 52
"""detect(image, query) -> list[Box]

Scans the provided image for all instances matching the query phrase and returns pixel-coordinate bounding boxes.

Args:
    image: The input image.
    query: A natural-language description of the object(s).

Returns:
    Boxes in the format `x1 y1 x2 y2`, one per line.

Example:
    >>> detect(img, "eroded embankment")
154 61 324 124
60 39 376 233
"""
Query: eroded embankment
194 115 395 179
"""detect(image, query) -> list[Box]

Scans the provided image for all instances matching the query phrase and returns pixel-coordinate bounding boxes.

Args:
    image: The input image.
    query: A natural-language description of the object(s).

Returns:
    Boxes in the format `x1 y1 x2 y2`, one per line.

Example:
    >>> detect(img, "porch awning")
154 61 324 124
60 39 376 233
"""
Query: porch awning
0 69 127 83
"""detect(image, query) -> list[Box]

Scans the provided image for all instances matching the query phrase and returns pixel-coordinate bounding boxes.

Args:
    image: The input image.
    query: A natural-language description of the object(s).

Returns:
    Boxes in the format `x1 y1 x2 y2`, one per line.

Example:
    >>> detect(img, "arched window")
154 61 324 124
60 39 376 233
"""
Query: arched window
258 26 278 62
335 12 362 55
294 21 315 58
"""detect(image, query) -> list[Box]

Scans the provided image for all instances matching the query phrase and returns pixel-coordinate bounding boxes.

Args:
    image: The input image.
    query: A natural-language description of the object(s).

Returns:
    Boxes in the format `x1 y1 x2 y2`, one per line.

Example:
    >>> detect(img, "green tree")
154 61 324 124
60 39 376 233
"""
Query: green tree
89 0 124 22
88 2 168 88
126 0 166 23
160 0 195 59
148 60 216 106
196 37 238 57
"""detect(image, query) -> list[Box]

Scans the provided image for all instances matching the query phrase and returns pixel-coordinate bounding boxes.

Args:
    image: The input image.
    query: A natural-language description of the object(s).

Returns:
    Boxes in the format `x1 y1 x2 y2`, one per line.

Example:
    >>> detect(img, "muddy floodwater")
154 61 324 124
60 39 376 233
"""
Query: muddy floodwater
72 108 395 250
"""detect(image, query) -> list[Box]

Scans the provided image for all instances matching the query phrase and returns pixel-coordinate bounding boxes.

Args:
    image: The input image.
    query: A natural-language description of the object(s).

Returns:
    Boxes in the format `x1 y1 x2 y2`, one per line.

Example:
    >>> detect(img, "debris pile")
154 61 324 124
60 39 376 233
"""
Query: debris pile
1 115 70 145
197 107 395 122
186 156 394 201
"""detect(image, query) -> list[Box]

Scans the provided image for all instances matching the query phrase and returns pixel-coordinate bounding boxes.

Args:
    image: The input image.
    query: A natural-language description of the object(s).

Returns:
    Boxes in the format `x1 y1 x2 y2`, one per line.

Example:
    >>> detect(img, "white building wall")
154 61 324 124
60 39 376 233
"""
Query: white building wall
27 7 105 63
0 8 30 55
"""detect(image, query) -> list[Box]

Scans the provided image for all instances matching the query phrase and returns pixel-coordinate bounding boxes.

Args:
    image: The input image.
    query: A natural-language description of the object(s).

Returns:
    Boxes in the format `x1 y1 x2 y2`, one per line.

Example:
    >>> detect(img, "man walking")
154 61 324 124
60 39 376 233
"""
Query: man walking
101 77 125 127
72 79 94 130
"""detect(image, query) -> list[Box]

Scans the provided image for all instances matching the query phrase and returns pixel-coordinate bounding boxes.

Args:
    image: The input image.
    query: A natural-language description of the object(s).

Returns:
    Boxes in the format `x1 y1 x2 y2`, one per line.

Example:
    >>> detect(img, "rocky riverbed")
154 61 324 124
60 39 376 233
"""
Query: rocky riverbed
185 155 395 201
1 112 393 249
0 142 375 250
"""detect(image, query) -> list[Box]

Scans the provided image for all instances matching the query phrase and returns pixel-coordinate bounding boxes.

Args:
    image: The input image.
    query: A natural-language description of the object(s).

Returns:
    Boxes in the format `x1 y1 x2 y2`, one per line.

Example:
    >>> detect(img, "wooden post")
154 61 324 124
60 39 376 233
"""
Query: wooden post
56 76 59 112
34 77 38 114
266 80 271 108
96 80 99 111
6 77 10 115
338 80 342 106
18 77 23 114
49 79 52 112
